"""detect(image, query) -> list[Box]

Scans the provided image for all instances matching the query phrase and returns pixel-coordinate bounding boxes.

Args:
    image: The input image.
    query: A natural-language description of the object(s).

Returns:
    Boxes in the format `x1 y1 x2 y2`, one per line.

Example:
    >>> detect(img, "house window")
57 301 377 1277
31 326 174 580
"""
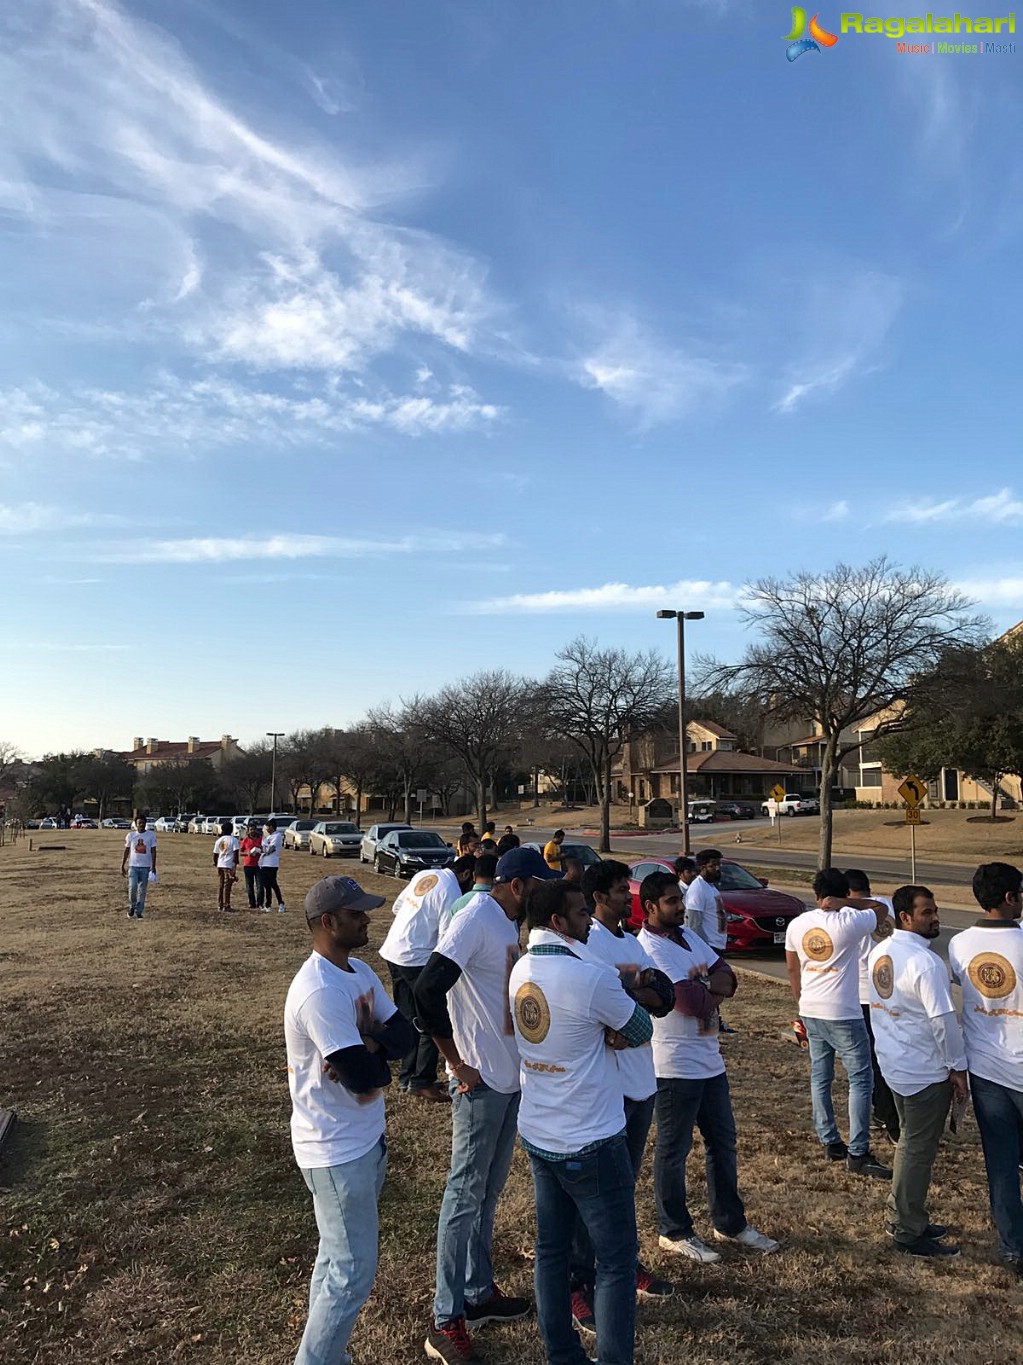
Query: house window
701 741 712 751
860 769 882 787
943 769 959 802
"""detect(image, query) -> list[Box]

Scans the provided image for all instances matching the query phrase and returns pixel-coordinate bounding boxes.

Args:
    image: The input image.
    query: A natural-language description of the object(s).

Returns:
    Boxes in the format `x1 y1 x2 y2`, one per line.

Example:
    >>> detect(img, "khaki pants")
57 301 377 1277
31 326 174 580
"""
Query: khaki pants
887 1080 952 1243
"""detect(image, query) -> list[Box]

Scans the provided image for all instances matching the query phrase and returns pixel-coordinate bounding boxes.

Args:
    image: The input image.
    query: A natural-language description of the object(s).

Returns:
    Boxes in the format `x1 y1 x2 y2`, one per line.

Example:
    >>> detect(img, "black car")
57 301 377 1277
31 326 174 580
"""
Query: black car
374 829 454 878
716 801 756 820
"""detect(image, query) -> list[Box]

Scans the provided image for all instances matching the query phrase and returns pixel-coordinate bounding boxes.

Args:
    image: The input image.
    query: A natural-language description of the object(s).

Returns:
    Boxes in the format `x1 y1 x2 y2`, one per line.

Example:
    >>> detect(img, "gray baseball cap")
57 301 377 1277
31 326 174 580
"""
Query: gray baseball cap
304 875 386 921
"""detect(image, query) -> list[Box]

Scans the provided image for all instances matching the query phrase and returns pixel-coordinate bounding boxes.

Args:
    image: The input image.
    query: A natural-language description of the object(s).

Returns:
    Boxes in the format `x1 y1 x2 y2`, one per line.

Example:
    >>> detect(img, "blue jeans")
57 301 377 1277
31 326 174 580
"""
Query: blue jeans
654 1072 745 1239
127 866 150 917
970 1073 1023 1261
433 1081 519 1324
529 1133 637 1365
803 1015 873 1157
296 1138 387 1365
570 1093 655 1288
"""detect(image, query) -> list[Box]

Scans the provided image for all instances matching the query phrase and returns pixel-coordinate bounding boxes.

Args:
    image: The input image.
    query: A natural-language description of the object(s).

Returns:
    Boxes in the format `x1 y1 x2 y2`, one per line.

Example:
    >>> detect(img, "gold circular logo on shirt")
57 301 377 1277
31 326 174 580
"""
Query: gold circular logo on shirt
515 982 552 1044
414 873 439 895
967 953 1017 1000
872 955 894 999
802 928 834 962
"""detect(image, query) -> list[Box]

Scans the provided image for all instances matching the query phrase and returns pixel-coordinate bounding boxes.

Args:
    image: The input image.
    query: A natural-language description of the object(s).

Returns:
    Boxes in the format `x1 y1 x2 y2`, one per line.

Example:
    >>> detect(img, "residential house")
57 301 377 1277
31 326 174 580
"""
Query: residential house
615 720 804 810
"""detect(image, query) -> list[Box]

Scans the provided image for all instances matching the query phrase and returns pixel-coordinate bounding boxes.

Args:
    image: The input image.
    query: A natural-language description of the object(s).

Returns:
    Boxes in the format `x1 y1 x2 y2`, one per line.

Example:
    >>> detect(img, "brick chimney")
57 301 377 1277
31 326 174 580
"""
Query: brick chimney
132 737 143 753
146 738 158 754
187 737 200 754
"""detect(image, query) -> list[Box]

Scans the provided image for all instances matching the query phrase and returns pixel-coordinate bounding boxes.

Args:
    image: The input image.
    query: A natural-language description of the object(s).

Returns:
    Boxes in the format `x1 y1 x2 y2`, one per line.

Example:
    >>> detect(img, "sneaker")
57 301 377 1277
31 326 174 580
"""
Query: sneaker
570 1287 595 1334
887 1221 948 1240
825 1141 848 1162
658 1233 721 1263
277 903 286 913
847 1150 893 1180
135 913 144 920
718 1020 737 1034
636 1264 675 1297
425 1318 484 1362
463 1285 530 1326
411 1084 453 1103
894 1236 960 1259
713 1225 780 1254
127 909 135 919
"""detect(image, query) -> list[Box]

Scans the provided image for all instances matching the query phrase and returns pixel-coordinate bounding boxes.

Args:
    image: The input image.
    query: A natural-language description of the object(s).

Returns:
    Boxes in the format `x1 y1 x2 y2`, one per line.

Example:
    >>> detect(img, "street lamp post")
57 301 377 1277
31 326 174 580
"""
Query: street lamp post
266 731 285 814
656 609 705 856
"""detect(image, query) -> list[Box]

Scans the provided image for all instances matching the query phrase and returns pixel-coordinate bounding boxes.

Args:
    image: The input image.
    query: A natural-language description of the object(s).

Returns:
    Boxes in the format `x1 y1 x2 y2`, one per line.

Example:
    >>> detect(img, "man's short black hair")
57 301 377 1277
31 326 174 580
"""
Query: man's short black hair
526 878 584 930
892 884 934 924
695 848 722 868
553 829 565 840
845 868 871 895
473 853 498 880
581 859 630 906
461 821 474 834
813 868 850 900
220 819 233 833
972 862 1023 911
495 833 520 856
639 870 680 915
674 856 697 877
452 854 476 880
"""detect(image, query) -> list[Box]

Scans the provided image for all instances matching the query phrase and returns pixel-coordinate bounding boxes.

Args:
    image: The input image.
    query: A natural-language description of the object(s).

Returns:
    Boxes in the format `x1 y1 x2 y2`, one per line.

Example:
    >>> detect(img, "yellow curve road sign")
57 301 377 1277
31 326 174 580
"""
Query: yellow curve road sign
898 776 927 807
770 784 787 803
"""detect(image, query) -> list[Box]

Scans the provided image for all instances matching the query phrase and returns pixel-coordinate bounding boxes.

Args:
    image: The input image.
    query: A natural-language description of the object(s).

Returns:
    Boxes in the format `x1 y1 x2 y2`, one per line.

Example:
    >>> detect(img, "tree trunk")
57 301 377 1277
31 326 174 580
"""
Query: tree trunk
991 773 1002 820
599 754 612 853
403 777 413 826
476 777 487 835
355 782 363 825
817 735 838 870
533 766 540 808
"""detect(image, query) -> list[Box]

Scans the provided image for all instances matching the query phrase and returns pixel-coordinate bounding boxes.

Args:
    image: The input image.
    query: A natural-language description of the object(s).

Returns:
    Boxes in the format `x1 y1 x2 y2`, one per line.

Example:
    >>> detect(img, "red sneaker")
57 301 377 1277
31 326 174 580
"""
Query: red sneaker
570 1287 596 1334
425 1317 483 1363
636 1263 675 1297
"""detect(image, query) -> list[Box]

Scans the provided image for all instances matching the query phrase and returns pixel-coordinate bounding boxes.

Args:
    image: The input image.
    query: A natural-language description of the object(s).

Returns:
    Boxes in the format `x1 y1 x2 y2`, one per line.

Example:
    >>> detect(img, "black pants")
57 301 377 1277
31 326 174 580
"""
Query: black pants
385 961 440 1091
243 866 260 907
862 1003 901 1140
259 866 283 907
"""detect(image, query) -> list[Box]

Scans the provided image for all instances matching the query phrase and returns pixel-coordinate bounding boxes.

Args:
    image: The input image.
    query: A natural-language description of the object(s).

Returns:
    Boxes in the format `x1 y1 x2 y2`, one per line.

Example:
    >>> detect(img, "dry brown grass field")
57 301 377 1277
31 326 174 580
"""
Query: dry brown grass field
2 830 1021 1365
729 808 1023 861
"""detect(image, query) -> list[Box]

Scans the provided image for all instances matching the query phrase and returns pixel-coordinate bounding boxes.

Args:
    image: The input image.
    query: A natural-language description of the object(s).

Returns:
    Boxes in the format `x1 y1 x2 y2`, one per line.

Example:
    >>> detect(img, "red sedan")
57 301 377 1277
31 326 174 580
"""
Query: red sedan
627 856 805 951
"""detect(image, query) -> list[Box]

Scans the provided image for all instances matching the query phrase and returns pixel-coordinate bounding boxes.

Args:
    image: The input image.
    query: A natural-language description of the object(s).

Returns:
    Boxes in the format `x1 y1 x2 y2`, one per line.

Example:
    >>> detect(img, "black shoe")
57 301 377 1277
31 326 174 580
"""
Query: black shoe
718 1020 737 1034
847 1149 892 1179
463 1285 531 1326
887 1221 948 1240
894 1236 960 1259
826 1141 848 1162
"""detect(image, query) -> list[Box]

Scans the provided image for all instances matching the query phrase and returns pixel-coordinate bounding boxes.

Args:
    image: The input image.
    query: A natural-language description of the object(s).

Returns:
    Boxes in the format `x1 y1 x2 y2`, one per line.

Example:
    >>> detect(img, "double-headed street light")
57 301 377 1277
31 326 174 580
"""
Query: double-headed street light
656 610 705 856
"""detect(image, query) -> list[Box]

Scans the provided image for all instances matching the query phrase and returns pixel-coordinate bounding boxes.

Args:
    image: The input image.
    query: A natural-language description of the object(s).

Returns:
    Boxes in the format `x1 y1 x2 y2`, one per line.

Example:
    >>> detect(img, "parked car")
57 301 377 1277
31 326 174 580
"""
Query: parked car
269 813 298 830
760 793 819 817
626 855 805 950
154 816 178 832
309 821 363 858
374 829 453 878
524 841 602 871
688 800 718 823
102 817 131 829
715 801 756 821
285 819 318 850
72 817 98 829
188 815 206 834
173 814 194 833
201 815 229 834
360 823 413 863
39 816 58 830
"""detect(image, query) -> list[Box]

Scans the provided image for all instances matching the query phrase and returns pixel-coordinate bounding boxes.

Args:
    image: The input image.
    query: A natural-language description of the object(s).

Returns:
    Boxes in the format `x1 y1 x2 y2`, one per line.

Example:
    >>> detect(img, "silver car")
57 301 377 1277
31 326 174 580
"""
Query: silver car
284 819 317 851
359 822 411 863
310 821 363 858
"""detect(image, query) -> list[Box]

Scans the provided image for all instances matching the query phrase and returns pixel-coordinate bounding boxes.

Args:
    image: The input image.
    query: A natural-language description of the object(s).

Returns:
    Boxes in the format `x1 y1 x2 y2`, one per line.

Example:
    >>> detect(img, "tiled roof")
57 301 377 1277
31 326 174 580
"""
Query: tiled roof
126 740 223 762
650 750 803 775
690 719 737 739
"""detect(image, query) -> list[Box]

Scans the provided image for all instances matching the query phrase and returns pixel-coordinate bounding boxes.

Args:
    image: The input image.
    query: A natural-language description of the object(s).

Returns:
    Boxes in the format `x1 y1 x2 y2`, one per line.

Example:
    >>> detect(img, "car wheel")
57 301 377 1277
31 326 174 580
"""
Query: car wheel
374 855 383 874
322 845 329 858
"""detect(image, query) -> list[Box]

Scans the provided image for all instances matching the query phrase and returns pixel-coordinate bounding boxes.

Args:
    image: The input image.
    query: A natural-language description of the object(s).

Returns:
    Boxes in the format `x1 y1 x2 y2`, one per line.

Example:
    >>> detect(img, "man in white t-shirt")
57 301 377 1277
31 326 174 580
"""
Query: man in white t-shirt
785 868 891 1178
949 862 1023 1275
639 869 779 1264
284 875 415 1365
380 855 476 1103
120 813 157 920
511 878 653 1365
868 883 967 1258
259 818 286 913
684 849 736 1034
414 846 558 1364
846 869 900 1143
213 819 240 912
567 860 676 1333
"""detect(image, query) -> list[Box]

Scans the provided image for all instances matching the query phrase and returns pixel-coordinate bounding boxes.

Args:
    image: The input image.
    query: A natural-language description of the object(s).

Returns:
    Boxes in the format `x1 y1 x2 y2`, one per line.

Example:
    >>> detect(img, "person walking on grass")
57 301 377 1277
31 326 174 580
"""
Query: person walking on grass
121 813 157 920
569 860 676 1337
867 884 967 1260
414 847 559 1364
785 868 892 1178
260 817 286 913
240 820 263 909
845 869 900 1144
638 870 779 1264
285 875 415 1365
511 878 654 1365
948 862 1023 1276
213 819 240 912
380 855 477 1104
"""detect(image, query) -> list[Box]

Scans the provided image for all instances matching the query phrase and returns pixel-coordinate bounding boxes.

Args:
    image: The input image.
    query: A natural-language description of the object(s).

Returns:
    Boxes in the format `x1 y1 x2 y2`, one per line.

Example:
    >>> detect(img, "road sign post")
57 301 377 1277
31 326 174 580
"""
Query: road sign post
769 785 785 844
898 775 925 880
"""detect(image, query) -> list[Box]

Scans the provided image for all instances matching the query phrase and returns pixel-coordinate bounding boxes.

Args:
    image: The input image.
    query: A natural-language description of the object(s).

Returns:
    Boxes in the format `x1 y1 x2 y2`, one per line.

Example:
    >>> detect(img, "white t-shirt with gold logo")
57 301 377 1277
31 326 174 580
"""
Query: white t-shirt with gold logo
785 907 876 1020
867 931 962 1096
381 867 460 968
948 923 1023 1091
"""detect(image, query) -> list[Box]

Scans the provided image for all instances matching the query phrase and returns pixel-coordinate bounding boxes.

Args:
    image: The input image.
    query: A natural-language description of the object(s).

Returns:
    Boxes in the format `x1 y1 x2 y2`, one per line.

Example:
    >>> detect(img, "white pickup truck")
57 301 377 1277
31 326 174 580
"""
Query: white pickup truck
761 792 820 817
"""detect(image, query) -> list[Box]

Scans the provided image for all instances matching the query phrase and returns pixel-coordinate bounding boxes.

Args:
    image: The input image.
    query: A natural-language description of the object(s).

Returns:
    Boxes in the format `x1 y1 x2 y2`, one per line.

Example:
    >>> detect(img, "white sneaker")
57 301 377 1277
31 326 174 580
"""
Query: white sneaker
714 1226 780 1254
658 1234 721 1263
278 903 286 914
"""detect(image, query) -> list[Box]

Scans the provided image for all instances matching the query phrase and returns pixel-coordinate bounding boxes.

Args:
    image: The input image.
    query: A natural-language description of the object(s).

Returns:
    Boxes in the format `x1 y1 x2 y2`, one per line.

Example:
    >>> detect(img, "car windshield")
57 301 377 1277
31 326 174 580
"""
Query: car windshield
396 832 445 848
294 821 316 831
719 862 765 892
323 824 353 834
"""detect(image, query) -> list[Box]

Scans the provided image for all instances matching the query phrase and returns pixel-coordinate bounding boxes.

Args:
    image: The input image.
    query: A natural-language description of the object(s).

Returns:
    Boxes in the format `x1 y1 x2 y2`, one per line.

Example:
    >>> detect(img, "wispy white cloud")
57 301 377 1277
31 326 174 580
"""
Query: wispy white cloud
774 269 904 414
6 641 129 652
885 488 1023 526
822 499 850 523
98 530 506 565
0 503 127 534
951 577 1023 608
577 317 744 427
461 579 742 615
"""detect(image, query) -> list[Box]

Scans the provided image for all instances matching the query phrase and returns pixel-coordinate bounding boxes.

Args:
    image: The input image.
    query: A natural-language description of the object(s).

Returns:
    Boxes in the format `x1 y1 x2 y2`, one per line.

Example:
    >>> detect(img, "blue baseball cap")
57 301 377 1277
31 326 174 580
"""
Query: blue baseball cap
494 846 563 884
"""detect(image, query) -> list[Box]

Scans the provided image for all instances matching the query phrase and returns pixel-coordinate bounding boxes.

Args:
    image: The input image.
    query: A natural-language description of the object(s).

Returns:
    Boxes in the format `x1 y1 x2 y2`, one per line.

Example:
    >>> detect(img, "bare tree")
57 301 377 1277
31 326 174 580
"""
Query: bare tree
544 637 676 852
339 725 386 825
280 729 333 814
698 557 986 868
368 699 440 824
73 752 135 822
421 670 530 831
0 740 23 790
221 742 274 813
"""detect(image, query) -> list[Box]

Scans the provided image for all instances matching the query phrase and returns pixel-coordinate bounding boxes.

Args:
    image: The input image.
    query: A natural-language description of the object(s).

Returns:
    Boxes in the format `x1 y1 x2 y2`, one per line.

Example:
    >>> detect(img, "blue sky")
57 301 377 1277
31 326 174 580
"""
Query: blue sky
1 0 1020 756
